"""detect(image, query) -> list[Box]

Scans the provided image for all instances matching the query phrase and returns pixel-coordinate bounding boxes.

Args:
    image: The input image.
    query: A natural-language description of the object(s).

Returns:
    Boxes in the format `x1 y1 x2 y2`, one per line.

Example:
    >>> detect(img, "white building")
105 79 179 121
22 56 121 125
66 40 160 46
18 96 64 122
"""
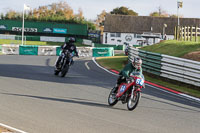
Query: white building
102 14 188 46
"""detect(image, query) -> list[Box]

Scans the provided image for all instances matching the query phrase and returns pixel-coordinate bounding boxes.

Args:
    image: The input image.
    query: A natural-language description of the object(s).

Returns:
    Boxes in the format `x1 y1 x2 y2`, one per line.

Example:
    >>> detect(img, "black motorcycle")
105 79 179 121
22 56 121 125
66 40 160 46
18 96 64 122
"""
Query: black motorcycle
54 50 75 77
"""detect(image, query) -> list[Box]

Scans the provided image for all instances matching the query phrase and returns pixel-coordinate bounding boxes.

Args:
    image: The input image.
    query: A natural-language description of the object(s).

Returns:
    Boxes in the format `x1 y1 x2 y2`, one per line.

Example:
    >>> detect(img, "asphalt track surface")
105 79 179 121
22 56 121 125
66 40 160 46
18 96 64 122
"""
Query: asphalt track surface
0 55 200 133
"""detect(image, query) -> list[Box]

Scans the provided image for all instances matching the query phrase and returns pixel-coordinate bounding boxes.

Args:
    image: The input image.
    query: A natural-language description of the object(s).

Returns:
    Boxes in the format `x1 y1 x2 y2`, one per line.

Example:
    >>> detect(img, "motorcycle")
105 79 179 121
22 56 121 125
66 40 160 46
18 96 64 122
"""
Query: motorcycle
108 75 145 111
54 49 75 77
124 42 129 56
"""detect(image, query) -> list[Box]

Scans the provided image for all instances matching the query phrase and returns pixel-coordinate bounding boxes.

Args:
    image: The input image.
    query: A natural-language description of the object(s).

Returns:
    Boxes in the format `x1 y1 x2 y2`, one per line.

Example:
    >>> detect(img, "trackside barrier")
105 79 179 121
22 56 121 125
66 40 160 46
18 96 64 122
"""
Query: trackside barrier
128 47 200 87
92 47 114 57
56 47 93 57
139 50 162 76
19 45 38 55
2 45 93 56
2 45 114 57
2 44 19 55
129 47 162 75
77 47 93 57
38 46 57 56
161 55 200 87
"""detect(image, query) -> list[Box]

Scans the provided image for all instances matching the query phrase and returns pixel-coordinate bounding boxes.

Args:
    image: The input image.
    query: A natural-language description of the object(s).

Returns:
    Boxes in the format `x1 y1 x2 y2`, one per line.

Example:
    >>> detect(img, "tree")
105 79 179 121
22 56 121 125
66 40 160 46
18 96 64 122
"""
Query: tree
95 10 107 34
149 6 169 17
110 6 138 16
0 1 96 30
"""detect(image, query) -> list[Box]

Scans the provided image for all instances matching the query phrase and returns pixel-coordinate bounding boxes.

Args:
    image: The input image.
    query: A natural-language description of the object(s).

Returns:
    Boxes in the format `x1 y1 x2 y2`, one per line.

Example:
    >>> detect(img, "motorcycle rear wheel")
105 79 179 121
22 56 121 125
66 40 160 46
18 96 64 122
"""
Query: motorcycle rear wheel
127 91 140 111
108 87 118 106
61 64 69 77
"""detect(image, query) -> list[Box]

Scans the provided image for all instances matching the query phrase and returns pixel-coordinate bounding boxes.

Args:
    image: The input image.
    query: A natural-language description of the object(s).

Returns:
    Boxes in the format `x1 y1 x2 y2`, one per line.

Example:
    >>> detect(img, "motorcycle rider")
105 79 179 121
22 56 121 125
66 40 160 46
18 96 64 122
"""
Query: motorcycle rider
113 57 144 91
55 37 79 70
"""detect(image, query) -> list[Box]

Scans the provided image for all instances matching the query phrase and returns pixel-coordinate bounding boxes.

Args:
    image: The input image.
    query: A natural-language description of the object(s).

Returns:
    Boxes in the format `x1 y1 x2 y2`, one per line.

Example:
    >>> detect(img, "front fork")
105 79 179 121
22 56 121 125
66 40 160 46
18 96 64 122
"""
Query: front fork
131 86 135 99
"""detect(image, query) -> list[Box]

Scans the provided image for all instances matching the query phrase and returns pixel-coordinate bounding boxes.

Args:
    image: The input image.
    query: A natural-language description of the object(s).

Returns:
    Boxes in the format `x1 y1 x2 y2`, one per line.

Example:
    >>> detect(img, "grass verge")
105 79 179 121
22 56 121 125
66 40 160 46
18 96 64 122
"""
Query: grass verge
0 39 89 47
140 40 200 57
96 56 200 98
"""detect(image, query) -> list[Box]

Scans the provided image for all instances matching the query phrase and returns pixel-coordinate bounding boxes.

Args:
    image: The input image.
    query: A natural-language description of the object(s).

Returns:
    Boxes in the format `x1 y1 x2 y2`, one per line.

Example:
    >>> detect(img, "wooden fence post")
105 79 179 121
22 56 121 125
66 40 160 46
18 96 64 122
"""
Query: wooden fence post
180 26 183 41
190 26 193 41
184 26 186 41
187 26 190 41
177 26 180 40
174 26 177 40
195 26 197 42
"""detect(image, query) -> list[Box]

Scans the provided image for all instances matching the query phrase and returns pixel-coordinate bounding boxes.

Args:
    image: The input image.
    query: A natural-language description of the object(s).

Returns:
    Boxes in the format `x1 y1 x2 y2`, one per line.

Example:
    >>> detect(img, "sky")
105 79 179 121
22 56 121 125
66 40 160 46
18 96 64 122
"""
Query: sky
1 0 200 20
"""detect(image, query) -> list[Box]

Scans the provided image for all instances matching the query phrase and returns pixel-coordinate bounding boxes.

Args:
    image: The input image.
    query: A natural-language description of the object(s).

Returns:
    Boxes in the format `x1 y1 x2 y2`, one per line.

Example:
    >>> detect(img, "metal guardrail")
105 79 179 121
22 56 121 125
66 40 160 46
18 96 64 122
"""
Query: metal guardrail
129 47 200 87
161 55 200 87
129 47 162 76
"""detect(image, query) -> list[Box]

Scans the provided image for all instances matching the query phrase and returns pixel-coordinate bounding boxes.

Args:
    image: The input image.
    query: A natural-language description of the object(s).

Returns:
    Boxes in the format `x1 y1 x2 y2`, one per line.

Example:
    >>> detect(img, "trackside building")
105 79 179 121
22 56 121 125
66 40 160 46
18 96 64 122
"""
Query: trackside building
103 14 200 46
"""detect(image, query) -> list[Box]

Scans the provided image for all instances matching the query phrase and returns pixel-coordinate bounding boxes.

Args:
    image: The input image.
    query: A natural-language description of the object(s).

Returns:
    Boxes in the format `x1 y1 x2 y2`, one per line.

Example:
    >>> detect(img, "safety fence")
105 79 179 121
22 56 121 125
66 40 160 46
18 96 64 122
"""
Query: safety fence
128 47 200 87
1 44 114 57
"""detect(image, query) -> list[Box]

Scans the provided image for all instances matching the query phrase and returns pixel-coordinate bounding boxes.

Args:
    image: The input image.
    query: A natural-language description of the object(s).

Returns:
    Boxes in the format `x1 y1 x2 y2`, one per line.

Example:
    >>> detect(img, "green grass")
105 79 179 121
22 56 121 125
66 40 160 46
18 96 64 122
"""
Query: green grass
141 40 200 57
0 39 88 47
96 56 200 98
97 56 128 71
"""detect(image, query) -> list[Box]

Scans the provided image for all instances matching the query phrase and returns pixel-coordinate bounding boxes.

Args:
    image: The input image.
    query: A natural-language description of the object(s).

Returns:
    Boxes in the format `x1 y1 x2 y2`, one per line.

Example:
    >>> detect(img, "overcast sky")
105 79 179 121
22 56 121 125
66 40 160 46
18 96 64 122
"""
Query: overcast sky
1 0 199 20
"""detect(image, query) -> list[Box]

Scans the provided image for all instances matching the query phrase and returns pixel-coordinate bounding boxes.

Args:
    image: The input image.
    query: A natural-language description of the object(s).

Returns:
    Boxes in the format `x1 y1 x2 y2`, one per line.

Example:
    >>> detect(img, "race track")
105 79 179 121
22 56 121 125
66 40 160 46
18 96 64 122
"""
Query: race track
0 55 199 133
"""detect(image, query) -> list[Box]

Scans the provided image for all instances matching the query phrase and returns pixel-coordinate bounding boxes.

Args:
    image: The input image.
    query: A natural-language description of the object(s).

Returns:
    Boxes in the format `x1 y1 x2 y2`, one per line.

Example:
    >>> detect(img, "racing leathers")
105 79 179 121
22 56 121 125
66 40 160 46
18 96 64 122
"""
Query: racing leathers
55 42 78 69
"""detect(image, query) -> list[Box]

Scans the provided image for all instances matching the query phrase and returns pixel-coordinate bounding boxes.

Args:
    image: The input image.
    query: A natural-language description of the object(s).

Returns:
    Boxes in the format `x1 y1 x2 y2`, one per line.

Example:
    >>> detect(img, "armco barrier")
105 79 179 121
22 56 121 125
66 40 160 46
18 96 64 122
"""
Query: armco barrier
93 47 114 57
19 45 38 55
161 55 200 87
139 50 162 76
128 47 200 87
129 47 162 75
2 44 19 55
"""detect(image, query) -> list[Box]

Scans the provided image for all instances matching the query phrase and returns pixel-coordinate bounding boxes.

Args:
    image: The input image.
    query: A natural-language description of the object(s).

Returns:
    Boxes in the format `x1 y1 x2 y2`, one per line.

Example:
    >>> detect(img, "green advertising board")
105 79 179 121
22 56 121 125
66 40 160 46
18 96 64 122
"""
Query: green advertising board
56 46 61 56
92 47 114 57
19 45 38 55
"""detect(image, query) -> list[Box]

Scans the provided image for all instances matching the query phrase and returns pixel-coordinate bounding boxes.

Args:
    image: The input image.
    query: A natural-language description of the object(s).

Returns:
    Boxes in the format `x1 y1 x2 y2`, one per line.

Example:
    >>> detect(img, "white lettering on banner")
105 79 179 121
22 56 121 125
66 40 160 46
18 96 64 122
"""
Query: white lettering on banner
12 27 37 32
38 46 57 56
97 52 108 54
77 47 93 57
2 45 19 55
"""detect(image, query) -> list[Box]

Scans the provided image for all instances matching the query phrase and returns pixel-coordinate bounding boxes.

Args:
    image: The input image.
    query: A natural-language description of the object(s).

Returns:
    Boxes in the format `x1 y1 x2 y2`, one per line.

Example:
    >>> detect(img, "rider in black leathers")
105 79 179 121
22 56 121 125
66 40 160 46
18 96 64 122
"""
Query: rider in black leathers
55 37 79 70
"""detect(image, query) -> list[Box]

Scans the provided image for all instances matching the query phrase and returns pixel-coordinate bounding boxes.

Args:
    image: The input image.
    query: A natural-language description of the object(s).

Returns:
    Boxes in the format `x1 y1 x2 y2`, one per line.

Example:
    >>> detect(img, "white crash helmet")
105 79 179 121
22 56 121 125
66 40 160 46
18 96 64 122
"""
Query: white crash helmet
132 57 142 69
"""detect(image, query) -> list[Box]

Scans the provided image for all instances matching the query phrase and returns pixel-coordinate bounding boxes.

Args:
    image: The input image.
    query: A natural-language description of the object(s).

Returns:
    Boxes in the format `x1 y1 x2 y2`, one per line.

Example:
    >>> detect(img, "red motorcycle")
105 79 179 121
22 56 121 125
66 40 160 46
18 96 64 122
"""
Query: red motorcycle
108 75 145 111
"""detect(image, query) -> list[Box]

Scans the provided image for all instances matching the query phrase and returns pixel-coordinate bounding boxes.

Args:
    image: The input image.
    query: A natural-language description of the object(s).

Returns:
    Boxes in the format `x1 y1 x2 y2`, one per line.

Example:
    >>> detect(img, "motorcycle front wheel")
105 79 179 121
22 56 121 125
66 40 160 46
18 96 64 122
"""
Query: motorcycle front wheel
108 87 118 106
54 69 60 75
61 64 69 77
127 91 140 111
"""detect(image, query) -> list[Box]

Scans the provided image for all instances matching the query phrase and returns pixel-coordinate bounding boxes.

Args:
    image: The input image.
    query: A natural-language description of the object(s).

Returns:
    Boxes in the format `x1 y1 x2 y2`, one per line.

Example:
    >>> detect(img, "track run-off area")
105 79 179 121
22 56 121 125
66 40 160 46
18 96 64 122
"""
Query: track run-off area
0 55 200 133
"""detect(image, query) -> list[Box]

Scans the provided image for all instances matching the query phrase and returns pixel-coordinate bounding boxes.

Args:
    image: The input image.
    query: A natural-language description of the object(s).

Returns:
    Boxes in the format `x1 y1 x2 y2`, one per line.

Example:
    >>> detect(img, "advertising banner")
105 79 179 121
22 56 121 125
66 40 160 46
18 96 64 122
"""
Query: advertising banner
77 47 93 57
53 28 67 34
2 44 19 55
92 47 114 57
38 46 57 56
12 27 37 32
0 25 7 30
19 45 38 55
40 36 65 42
